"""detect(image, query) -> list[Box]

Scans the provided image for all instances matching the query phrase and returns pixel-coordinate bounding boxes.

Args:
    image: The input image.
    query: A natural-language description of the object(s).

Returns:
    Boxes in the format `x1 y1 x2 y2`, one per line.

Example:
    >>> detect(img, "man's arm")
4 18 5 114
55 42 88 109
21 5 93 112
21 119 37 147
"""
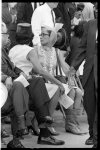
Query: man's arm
2 7 12 25
89 4 95 20
27 48 64 89
17 3 25 23
70 21 89 71
2 57 20 79
31 8 41 46
14 66 22 75
53 3 64 23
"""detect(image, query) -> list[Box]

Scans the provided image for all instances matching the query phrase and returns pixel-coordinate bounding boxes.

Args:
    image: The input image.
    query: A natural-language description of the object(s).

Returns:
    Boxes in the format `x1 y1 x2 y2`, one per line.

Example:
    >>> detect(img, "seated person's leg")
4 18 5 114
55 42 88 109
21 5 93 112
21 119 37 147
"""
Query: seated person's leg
49 87 60 116
1 82 26 148
64 88 87 134
47 87 61 136
27 77 50 119
10 81 29 117
27 77 65 145
9 81 29 137
67 88 76 109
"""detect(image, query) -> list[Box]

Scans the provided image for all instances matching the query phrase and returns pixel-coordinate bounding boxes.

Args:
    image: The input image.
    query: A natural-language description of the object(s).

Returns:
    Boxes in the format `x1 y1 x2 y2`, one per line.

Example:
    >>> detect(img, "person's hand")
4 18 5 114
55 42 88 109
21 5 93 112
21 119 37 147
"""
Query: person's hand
59 84 65 95
1 74 8 82
5 77 13 91
27 75 32 80
68 66 76 77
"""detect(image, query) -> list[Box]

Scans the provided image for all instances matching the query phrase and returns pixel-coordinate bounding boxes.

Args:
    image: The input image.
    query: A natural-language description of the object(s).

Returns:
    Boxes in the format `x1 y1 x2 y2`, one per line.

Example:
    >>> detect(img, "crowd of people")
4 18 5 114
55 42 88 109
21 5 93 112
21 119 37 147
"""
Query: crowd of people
1 2 97 148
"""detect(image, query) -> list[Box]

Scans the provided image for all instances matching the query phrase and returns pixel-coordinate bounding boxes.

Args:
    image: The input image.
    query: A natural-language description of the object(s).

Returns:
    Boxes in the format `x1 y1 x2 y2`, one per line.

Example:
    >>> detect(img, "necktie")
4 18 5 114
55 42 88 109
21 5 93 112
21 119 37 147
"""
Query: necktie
9 7 17 23
51 10 55 26
10 7 17 15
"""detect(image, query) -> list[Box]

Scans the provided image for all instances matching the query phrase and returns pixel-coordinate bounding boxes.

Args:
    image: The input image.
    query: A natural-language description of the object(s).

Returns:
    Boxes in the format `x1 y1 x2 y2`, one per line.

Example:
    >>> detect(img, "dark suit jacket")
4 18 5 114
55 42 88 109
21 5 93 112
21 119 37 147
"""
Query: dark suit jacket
2 48 22 80
71 19 97 87
54 3 76 42
2 3 17 31
2 3 12 28
17 3 33 24
2 3 18 47
66 36 81 66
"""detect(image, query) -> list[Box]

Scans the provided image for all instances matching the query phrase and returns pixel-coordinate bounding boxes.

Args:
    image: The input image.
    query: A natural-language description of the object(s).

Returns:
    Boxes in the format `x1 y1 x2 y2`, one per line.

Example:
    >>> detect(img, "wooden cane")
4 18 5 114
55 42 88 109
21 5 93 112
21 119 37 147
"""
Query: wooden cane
75 74 84 94
59 102 66 120
72 75 85 114
72 75 84 102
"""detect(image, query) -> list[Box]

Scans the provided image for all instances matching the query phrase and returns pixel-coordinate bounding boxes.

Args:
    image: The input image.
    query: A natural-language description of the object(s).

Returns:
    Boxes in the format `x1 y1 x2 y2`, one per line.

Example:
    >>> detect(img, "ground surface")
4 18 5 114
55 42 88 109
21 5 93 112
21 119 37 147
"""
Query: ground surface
1 109 93 148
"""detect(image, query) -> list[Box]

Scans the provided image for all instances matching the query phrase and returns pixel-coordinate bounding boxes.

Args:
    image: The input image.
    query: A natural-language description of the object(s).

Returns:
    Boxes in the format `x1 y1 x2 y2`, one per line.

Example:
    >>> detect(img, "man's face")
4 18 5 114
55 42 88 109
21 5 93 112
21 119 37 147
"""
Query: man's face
2 33 10 48
2 23 10 48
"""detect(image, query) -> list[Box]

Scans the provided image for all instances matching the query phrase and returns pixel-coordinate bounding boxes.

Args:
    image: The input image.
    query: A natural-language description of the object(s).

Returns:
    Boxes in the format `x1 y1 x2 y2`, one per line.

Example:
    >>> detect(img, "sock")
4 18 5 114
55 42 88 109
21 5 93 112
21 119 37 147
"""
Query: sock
39 128 50 137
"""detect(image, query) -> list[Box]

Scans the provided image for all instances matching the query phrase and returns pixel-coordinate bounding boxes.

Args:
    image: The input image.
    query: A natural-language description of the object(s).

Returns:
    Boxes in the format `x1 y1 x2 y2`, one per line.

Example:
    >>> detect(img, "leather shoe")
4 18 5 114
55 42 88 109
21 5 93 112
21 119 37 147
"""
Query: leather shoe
85 136 94 145
48 127 59 136
37 136 65 145
7 139 25 148
16 128 29 138
92 144 97 148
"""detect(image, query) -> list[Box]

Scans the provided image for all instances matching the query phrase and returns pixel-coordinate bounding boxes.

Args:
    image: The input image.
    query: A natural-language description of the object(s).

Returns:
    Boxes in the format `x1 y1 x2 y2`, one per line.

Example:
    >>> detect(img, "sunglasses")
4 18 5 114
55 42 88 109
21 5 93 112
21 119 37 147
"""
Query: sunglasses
2 32 9 35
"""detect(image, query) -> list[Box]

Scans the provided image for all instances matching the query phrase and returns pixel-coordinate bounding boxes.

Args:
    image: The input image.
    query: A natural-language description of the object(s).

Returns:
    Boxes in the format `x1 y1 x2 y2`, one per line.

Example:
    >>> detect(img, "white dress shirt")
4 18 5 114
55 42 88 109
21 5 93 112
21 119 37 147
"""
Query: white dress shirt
9 45 33 76
31 2 40 11
31 3 55 46
82 2 94 22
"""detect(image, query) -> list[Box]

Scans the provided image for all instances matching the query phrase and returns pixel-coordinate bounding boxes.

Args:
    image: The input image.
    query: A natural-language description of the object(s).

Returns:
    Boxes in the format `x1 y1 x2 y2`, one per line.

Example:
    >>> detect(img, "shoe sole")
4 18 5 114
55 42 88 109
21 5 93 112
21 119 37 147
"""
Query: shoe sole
66 129 88 135
85 142 94 145
50 133 60 136
37 140 65 145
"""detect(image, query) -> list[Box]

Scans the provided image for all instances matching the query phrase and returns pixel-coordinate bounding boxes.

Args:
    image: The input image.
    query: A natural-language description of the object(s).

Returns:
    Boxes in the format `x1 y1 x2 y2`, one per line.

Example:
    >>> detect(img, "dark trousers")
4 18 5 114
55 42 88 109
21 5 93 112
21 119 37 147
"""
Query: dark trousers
83 68 97 137
8 23 17 48
93 106 97 146
27 77 50 125
1 81 29 116
9 30 17 48
1 82 29 135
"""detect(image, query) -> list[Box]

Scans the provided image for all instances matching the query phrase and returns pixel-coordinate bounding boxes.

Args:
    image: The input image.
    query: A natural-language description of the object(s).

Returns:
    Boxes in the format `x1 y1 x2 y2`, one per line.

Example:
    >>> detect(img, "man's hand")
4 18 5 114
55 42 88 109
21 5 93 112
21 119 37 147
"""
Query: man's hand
5 77 13 91
68 66 76 77
59 84 65 95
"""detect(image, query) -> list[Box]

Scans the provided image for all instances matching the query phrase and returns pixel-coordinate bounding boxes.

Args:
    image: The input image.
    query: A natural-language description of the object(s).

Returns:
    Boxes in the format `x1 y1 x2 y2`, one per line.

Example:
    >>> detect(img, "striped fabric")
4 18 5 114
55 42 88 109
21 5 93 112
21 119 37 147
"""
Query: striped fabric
31 2 44 11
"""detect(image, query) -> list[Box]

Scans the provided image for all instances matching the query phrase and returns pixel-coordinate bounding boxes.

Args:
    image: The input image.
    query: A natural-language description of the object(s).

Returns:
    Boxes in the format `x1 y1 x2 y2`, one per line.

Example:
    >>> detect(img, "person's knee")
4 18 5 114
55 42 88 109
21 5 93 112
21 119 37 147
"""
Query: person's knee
30 77 45 89
69 89 76 97
12 81 24 90
37 78 45 85
76 88 83 97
